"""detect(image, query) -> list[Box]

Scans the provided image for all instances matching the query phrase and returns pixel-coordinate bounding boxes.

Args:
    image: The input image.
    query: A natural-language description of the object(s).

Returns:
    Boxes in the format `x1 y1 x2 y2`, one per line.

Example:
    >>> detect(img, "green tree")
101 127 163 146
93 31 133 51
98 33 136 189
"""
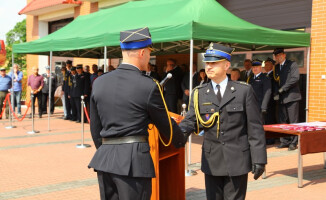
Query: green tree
5 19 26 69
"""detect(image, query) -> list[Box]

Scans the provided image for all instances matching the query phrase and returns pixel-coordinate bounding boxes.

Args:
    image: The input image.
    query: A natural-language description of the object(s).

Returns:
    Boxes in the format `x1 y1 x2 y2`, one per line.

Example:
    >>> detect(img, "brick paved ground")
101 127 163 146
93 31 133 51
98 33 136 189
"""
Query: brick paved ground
1 107 326 200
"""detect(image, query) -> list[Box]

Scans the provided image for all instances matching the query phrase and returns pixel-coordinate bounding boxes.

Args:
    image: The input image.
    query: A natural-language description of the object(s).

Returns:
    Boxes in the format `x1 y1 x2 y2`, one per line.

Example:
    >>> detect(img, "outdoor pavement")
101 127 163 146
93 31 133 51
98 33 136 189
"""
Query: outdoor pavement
1 106 326 200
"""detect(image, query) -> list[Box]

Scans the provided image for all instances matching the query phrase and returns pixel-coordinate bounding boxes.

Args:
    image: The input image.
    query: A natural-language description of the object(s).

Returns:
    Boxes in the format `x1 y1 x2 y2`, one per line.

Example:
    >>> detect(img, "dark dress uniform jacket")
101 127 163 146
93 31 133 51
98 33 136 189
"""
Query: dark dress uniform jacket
274 60 301 104
62 71 71 94
180 81 267 176
248 73 271 111
68 73 90 98
88 64 184 178
41 73 57 93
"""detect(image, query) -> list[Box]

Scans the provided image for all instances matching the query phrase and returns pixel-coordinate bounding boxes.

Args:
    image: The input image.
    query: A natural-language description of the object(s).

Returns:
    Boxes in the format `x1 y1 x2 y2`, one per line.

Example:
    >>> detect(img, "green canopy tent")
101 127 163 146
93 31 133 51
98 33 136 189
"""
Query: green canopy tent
13 0 310 58
13 0 311 154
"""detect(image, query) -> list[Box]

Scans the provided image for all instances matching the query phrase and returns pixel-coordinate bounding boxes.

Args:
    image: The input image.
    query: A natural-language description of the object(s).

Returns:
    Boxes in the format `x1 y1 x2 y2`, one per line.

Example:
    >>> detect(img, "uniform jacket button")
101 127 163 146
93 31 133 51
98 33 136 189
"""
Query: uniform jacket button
222 142 225 145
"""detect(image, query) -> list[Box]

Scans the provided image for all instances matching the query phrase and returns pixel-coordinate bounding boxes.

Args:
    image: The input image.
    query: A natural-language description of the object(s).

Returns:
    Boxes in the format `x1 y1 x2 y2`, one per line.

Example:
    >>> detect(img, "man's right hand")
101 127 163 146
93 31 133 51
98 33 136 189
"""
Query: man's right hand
184 89 189 96
273 94 279 101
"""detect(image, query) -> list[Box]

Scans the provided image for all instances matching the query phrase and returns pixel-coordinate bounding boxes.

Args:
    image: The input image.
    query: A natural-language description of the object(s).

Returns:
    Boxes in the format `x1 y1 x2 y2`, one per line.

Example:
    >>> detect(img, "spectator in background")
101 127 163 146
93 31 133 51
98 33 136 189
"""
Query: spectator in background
28 66 44 118
0 67 12 119
97 69 104 76
198 69 209 86
181 63 199 107
144 63 161 81
273 48 301 151
90 64 98 84
41 66 57 115
8 64 23 117
230 68 241 81
162 58 183 113
240 59 253 82
264 57 277 145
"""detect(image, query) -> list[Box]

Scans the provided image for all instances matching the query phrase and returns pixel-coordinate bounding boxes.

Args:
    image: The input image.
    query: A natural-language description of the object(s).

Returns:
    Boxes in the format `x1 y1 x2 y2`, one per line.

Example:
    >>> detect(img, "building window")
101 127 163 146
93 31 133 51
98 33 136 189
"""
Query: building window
252 53 273 62
49 18 74 34
285 51 304 68
231 54 246 68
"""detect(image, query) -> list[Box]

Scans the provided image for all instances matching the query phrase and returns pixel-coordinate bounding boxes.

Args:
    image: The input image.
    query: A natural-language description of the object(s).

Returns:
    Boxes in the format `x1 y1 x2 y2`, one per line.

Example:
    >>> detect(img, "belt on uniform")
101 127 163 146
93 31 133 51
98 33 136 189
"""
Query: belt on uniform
102 135 148 145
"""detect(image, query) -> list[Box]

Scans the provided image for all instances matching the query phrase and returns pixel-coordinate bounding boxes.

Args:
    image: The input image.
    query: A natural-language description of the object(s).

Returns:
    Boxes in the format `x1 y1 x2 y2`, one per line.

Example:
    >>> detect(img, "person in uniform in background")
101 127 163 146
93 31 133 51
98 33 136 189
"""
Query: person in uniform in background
181 63 200 107
8 64 23 117
69 66 90 123
88 27 186 200
264 57 277 144
179 43 267 200
240 59 253 82
27 66 44 118
162 58 183 113
68 67 77 121
41 66 57 115
273 48 301 151
248 59 271 123
62 60 73 120
230 68 241 81
0 67 11 119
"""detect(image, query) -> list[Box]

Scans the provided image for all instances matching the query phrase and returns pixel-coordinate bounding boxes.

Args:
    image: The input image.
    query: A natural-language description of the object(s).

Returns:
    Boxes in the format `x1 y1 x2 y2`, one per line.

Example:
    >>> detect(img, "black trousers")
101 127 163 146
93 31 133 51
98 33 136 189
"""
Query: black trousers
64 91 72 118
96 171 152 200
41 92 55 113
31 92 42 116
205 174 248 200
279 101 299 145
71 97 81 121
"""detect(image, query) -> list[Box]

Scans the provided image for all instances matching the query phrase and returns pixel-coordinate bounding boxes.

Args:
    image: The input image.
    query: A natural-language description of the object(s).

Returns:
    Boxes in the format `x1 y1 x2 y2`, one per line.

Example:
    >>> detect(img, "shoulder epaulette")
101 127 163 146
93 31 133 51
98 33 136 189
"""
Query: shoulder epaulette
235 81 249 86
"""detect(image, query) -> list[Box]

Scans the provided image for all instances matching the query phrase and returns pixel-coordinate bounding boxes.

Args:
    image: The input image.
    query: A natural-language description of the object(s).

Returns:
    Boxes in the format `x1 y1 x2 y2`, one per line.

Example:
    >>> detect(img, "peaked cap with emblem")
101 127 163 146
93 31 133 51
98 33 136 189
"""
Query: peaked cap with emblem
273 48 285 55
203 43 234 62
120 27 152 50
252 59 262 66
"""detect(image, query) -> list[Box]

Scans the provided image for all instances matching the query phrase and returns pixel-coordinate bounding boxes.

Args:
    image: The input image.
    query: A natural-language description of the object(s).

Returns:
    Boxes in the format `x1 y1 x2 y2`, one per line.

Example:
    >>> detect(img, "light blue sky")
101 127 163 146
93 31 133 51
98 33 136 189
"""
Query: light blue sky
0 0 27 43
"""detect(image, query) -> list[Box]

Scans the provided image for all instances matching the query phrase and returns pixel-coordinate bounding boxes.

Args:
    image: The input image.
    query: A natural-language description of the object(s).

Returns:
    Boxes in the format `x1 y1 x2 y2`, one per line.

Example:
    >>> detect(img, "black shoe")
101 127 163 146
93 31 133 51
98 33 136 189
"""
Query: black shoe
266 139 275 145
70 118 76 121
42 111 47 114
76 120 81 123
39 115 42 118
63 117 70 120
29 114 32 119
288 144 297 151
277 143 289 149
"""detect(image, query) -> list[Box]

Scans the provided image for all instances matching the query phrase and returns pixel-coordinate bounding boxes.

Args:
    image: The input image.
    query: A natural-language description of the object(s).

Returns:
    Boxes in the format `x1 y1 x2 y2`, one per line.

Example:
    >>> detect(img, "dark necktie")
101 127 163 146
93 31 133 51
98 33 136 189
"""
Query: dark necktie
216 85 222 103
280 64 283 71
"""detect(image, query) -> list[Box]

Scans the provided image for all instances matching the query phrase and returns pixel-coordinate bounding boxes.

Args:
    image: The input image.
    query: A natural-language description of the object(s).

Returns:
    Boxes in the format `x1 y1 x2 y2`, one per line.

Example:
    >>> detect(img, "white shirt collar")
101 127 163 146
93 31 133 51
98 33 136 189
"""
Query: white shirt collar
211 77 228 97
280 60 286 66
267 70 273 75
255 72 262 78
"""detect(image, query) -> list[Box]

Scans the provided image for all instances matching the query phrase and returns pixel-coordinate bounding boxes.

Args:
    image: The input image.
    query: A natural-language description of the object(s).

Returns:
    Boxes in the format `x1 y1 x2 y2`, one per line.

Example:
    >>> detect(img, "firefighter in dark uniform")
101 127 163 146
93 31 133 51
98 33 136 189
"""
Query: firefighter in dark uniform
273 48 301 151
69 66 90 123
88 27 186 200
62 60 73 120
248 59 272 122
41 66 57 114
68 67 77 121
179 43 267 200
264 57 277 144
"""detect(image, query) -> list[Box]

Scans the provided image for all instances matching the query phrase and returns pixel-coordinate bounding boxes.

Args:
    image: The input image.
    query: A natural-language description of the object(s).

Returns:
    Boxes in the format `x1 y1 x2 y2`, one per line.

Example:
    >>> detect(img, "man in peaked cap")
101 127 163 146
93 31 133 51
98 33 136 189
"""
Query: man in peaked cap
179 43 267 200
273 48 301 151
88 27 187 200
248 59 271 117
